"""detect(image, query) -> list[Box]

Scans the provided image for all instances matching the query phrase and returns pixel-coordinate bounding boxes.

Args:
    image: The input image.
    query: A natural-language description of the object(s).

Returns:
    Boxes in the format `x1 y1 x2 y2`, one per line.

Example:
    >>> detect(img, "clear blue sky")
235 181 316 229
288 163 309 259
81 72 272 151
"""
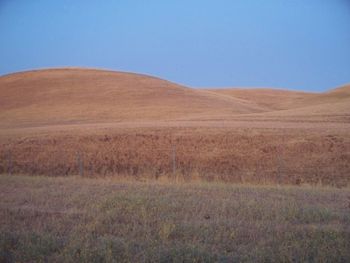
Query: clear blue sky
1 0 349 91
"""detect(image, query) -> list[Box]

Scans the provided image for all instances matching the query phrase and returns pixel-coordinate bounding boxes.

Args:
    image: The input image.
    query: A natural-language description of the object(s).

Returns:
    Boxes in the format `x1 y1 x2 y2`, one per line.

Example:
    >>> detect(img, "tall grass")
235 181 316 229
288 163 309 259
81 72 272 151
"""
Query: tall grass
1 175 349 262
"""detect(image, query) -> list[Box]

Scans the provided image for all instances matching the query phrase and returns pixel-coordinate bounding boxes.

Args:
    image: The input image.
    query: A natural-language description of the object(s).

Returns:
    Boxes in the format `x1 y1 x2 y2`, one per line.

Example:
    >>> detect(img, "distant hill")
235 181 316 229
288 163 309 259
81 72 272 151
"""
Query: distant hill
0 68 263 127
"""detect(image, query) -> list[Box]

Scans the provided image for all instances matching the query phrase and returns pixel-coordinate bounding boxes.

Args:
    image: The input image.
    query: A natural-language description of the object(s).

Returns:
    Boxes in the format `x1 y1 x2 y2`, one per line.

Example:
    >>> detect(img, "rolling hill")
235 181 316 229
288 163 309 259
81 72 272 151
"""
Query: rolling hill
0 68 349 129
0 68 264 128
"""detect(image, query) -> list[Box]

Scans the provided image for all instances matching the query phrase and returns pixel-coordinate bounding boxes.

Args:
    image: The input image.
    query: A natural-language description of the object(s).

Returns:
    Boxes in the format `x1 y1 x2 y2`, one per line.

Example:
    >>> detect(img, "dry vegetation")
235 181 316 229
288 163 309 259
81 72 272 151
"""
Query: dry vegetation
1 175 349 262
1 126 349 186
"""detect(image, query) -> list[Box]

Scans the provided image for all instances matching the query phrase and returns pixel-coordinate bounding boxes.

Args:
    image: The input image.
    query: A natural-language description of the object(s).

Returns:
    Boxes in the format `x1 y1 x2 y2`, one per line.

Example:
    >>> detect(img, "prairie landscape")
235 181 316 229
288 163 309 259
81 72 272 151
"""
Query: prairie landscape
1 68 350 262
2 0 350 261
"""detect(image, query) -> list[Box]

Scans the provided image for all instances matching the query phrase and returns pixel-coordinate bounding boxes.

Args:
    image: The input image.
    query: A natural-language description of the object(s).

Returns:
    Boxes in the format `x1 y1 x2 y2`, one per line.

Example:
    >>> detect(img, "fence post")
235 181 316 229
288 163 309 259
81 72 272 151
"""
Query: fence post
77 151 84 177
7 150 12 176
276 146 284 185
172 145 176 176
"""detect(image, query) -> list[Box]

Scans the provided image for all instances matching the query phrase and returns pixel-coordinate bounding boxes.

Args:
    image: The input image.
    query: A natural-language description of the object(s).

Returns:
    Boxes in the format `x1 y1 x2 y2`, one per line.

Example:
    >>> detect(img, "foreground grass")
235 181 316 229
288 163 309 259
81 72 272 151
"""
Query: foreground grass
0 175 349 262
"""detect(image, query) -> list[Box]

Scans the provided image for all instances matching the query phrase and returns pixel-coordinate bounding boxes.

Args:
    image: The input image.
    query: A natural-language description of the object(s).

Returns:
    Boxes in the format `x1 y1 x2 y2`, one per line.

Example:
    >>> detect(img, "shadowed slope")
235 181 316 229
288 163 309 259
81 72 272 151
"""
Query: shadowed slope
268 84 350 116
208 84 350 112
207 85 350 122
206 88 315 110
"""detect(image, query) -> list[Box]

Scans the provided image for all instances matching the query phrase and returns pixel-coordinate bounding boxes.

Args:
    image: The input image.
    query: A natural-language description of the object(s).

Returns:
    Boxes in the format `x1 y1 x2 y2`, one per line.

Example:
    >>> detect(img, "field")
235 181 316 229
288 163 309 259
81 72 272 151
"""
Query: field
1 125 350 186
1 174 349 262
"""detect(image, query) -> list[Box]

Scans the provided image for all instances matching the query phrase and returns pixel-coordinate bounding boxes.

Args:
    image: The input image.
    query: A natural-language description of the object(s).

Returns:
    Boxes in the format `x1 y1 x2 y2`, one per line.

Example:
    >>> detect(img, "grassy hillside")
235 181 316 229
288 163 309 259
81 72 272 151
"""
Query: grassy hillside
2 69 348 128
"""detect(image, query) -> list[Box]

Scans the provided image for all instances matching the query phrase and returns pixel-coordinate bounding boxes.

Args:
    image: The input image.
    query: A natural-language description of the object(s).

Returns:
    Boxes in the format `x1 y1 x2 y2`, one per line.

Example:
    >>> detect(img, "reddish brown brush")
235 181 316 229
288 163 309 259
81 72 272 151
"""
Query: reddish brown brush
1 127 349 186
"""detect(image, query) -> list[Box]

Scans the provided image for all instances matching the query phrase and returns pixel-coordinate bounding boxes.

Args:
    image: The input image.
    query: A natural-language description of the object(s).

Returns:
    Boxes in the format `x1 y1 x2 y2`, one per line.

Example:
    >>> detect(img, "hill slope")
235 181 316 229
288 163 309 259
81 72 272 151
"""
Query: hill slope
205 88 315 110
207 85 350 122
0 68 264 127
208 84 350 112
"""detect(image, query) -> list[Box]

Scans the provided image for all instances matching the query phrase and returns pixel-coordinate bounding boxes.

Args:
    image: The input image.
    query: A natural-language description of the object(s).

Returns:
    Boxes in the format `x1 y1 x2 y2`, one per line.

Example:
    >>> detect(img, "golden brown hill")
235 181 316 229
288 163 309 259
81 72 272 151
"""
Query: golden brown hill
0 68 266 128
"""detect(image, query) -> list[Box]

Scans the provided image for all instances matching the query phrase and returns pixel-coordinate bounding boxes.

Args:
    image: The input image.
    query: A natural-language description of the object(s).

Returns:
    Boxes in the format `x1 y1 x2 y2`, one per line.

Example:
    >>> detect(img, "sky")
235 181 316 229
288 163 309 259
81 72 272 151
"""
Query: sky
0 0 349 91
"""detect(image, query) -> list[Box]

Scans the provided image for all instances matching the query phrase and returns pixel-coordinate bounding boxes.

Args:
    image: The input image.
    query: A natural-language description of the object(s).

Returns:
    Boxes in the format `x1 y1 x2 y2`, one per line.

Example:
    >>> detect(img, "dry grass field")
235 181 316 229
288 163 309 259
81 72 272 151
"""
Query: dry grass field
1 175 349 262
0 68 349 186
